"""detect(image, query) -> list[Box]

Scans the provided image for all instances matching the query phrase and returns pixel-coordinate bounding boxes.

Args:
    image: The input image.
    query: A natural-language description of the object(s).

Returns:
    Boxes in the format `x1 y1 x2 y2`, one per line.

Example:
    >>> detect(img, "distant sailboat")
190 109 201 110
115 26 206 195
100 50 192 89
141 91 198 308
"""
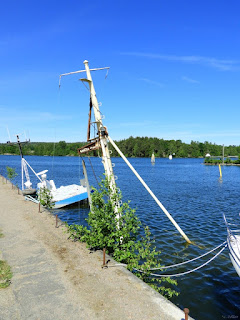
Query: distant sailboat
151 152 155 164
169 154 172 160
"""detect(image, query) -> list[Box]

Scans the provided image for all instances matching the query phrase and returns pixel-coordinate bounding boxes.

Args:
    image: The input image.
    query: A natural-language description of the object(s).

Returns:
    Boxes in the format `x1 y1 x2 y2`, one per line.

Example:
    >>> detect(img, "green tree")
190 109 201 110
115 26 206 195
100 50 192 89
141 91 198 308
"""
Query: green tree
6 167 18 182
66 177 178 299
38 187 55 209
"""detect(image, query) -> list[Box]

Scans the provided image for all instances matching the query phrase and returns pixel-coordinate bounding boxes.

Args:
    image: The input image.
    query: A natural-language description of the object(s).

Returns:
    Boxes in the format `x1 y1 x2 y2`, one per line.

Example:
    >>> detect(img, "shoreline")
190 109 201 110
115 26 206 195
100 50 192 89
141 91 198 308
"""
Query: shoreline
0 178 194 320
204 163 240 166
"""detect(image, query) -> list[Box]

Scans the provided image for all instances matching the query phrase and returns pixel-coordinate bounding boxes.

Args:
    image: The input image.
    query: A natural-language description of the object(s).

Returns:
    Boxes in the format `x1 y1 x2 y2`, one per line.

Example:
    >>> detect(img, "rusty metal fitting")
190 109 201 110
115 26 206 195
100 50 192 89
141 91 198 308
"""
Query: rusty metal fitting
101 248 108 268
184 308 189 320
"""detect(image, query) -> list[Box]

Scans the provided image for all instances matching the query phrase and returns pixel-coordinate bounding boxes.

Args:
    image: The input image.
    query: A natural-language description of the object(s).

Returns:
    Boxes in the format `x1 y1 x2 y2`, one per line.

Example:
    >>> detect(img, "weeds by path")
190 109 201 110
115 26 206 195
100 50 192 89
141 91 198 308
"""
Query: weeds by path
0 260 12 288
0 230 12 288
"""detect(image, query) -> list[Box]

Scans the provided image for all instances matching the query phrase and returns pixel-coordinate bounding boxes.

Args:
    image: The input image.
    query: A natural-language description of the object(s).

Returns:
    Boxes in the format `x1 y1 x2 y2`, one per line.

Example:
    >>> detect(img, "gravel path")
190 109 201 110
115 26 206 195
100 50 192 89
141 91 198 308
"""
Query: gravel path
0 179 193 320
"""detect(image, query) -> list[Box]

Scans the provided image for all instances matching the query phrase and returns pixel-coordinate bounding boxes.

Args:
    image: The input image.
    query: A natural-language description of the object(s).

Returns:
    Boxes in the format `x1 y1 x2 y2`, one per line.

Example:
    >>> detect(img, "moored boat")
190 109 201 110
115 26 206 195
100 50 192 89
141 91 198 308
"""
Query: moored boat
223 214 240 277
10 135 88 209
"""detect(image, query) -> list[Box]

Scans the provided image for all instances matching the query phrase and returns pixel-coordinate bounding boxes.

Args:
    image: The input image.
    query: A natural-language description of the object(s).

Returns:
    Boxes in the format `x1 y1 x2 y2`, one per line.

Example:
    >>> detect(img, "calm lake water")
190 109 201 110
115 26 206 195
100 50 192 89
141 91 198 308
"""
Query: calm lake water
1 155 240 319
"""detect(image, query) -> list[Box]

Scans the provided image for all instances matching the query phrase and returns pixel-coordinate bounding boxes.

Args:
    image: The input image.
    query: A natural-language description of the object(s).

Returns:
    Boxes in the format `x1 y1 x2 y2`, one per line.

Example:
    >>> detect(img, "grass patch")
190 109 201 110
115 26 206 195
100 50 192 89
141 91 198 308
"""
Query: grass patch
0 260 12 288
0 230 4 238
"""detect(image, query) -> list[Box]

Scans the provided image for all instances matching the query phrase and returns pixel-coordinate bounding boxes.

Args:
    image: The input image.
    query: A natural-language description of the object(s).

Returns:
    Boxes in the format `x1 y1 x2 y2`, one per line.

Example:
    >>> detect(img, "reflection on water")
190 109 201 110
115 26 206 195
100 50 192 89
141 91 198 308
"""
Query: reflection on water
1 155 240 319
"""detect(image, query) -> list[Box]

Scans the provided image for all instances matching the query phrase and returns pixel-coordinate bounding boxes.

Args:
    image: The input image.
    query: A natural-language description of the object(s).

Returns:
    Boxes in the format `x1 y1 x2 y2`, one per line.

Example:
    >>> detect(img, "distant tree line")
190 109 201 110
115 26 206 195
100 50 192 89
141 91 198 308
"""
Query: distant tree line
109 136 240 158
0 141 85 157
0 137 240 158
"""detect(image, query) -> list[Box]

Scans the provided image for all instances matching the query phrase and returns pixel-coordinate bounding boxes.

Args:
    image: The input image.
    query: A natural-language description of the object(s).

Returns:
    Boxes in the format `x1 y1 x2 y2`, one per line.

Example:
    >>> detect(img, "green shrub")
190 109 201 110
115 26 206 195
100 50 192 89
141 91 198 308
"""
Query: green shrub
38 187 55 209
204 158 221 164
224 158 232 164
6 166 18 182
66 177 178 299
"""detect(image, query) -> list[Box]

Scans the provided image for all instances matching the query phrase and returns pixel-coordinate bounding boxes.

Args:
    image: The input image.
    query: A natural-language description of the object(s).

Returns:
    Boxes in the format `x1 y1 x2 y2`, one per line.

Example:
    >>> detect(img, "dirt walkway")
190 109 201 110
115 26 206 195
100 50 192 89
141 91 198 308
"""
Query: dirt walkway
0 179 192 320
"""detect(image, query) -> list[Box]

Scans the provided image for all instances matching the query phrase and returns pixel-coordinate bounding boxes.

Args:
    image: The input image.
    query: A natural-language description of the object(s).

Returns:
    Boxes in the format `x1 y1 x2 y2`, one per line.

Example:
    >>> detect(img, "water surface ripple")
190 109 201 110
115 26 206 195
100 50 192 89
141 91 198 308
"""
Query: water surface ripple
1 156 240 319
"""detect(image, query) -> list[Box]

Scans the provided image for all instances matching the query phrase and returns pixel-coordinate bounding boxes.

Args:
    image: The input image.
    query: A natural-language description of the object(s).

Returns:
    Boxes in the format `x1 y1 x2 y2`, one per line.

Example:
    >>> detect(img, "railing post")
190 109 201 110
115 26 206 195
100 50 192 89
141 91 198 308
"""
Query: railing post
184 308 189 320
102 248 106 267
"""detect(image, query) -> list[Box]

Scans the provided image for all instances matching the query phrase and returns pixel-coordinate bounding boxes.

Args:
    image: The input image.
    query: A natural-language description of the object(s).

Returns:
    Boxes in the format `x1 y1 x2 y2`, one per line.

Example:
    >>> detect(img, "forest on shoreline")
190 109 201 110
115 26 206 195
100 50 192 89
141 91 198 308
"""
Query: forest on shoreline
1 136 240 159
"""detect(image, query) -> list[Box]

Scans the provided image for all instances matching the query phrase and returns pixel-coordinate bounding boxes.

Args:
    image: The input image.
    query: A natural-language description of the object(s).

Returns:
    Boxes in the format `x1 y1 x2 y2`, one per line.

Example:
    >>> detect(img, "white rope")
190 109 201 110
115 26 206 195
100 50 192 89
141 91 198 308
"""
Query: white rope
148 241 227 270
133 244 227 277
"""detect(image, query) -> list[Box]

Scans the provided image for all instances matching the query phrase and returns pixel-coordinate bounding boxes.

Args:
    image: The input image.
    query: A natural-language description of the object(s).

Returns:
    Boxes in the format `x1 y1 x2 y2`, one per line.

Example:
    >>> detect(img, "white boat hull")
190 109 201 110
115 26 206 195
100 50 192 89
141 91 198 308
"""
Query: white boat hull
227 235 240 277
224 214 240 277
52 184 88 208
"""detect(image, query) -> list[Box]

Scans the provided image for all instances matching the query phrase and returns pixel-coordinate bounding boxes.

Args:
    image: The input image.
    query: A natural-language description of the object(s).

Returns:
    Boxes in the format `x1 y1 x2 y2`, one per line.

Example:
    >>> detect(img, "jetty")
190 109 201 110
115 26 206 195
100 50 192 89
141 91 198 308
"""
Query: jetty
0 179 194 320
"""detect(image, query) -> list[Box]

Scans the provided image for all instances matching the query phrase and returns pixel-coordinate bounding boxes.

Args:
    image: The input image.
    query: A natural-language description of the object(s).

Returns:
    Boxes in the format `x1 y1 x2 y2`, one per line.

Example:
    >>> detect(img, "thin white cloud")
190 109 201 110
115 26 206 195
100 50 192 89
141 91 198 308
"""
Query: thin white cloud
182 76 199 84
121 52 240 71
1 109 71 123
109 120 158 129
138 78 164 87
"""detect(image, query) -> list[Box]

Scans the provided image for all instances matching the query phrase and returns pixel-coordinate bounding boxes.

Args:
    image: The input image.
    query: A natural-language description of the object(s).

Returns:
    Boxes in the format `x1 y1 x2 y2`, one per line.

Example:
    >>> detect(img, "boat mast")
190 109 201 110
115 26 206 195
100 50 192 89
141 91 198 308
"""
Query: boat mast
59 60 191 243
7 134 33 190
59 60 118 205
16 135 24 159
16 135 25 190
83 60 116 191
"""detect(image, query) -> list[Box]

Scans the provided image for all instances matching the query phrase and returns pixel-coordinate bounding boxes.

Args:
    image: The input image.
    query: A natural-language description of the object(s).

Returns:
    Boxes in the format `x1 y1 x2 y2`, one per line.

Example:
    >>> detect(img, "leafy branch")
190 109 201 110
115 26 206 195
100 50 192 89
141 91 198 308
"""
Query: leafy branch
66 177 178 299
38 187 55 209
6 166 18 182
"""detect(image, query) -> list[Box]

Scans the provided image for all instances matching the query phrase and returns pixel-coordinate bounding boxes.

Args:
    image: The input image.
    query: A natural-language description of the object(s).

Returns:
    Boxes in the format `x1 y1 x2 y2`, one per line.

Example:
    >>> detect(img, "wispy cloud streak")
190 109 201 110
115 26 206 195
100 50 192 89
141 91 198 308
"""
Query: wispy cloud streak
138 78 164 87
182 76 199 84
121 52 240 71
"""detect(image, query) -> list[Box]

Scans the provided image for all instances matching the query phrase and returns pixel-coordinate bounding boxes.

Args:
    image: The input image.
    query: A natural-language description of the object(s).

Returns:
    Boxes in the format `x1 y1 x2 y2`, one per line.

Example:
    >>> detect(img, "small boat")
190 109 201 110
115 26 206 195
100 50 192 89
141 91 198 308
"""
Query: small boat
151 152 155 164
169 154 172 160
223 214 240 277
11 135 88 209
36 170 88 209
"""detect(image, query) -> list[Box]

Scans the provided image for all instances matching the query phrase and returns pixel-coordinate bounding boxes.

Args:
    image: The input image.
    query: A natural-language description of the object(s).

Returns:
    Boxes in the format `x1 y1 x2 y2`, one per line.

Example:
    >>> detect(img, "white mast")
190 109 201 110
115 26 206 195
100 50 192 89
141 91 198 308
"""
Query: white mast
82 60 116 191
59 60 118 206
59 60 191 243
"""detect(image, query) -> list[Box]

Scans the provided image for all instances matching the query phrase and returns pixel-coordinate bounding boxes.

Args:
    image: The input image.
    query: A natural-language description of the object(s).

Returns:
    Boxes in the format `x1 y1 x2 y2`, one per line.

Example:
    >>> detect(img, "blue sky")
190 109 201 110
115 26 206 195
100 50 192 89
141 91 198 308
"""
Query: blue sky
1 0 240 145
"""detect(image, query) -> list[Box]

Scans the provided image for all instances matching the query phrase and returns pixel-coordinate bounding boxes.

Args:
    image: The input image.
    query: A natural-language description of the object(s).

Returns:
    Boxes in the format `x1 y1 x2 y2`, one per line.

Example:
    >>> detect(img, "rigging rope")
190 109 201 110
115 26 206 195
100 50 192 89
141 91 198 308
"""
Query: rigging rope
51 133 56 181
148 241 227 270
132 244 227 278
88 156 99 185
